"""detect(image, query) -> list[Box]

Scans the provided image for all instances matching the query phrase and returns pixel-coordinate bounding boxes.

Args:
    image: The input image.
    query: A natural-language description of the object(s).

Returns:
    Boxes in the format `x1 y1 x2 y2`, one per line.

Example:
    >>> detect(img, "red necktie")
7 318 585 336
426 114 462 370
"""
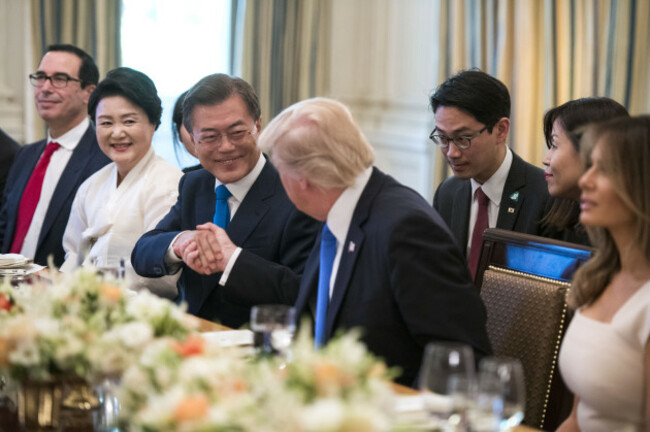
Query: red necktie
468 187 489 279
10 141 61 253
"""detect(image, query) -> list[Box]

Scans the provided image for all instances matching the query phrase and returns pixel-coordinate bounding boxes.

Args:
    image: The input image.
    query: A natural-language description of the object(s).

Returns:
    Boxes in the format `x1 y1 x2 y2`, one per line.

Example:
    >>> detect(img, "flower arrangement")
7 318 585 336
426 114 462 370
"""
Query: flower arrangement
0 268 197 381
119 328 406 432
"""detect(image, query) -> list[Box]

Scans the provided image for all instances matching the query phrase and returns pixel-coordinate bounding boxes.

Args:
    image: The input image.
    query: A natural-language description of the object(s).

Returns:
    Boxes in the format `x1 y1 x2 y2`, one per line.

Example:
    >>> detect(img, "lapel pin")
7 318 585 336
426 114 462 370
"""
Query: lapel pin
508 207 515 213
509 191 519 201
348 241 355 253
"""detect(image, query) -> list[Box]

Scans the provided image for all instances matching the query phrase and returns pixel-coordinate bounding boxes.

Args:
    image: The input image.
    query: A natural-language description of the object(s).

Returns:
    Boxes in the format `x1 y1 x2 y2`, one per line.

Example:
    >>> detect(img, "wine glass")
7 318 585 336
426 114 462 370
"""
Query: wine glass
418 342 476 431
475 357 526 431
250 305 296 360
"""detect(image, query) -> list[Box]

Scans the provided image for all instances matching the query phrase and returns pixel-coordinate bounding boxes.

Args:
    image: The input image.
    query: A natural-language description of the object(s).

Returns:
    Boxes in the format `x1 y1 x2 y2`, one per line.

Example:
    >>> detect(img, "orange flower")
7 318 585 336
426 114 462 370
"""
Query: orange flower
0 293 12 311
171 336 205 357
99 284 122 302
173 394 209 422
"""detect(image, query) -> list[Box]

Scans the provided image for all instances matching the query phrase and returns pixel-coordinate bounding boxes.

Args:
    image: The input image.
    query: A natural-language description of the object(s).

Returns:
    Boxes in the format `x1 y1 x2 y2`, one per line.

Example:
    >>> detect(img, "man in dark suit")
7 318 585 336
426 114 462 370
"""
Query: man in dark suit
131 74 319 328
224 97 491 386
0 45 110 266
430 70 549 278
0 129 21 205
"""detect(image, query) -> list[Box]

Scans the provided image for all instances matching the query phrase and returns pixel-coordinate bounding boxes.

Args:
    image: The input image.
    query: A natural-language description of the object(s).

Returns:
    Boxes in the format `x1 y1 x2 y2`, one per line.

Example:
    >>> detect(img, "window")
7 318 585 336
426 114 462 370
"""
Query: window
121 0 231 170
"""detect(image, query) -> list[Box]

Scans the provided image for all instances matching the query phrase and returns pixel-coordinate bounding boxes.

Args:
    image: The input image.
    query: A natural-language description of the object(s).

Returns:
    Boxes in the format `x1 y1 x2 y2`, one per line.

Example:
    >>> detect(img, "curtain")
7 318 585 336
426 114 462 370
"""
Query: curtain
237 0 331 124
431 0 650 186
29 0 121 139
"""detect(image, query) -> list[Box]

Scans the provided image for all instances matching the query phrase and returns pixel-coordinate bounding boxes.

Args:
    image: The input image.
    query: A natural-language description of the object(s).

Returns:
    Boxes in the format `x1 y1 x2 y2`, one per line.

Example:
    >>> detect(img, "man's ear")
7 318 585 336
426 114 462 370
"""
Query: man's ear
495 117 510 144
82 84 96 104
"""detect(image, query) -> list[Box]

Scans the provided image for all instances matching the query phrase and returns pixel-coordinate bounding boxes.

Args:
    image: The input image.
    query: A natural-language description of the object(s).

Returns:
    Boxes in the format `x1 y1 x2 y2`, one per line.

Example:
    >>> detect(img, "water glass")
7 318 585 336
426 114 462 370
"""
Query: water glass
90 256 126 280
250 305 296 359
473 357 525 431
418 342 476 431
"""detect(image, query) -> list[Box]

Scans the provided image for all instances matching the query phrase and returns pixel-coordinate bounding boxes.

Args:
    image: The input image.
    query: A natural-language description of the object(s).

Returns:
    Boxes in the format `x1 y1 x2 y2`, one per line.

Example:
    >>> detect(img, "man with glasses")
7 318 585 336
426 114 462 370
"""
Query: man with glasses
131 73 320 327
430 70 548 279
0 44 109 266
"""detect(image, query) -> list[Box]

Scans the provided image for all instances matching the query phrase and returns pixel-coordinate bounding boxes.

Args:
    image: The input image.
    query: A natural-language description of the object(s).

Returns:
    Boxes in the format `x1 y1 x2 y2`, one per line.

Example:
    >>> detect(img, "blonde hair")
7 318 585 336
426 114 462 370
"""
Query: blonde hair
259 98 374 189
569 115 650 308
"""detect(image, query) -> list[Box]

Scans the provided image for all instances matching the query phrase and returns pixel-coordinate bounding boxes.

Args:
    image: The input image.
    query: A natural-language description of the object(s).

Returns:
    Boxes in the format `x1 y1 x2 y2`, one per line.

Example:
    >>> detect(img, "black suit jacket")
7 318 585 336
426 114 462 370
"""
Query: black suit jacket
0 129 21 206
433 151 549 255
226 168 492 386
0 125 110 266
131 162 320 328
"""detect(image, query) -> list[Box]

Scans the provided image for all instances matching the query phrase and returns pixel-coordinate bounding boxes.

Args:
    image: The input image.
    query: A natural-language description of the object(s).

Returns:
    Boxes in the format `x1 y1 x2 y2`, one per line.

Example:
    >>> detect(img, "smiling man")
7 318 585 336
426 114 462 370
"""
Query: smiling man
131 73 320 327
431 70 548 279
0 44 110 266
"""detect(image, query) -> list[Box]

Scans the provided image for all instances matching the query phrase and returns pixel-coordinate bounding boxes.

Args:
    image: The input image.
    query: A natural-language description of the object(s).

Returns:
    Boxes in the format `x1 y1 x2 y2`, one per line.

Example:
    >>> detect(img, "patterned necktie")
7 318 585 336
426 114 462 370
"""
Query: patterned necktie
213 185 231 229
10 141 60 253
468 187 489 279
315 224 336 348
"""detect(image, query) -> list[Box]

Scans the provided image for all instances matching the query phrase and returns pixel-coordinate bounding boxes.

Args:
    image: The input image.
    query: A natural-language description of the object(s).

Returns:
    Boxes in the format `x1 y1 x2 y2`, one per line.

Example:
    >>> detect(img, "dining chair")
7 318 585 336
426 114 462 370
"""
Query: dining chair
474 228 591 431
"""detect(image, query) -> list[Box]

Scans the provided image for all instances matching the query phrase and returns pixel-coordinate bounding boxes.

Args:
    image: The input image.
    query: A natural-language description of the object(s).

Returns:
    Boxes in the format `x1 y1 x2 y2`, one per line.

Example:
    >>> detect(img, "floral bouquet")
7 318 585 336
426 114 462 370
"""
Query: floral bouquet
119 328 406 432
0 268 197 381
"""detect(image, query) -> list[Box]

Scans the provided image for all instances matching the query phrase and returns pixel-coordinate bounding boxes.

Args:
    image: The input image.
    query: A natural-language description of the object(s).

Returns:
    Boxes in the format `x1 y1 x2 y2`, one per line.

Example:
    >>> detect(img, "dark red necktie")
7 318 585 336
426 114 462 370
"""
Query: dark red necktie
10 141 61 253
468 187 489 280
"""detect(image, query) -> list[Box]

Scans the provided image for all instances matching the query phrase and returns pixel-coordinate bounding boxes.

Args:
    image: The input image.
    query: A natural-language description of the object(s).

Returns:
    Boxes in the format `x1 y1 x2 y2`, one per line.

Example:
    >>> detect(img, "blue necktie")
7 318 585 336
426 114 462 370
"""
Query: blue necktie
213 185 231 229
315 224 336 348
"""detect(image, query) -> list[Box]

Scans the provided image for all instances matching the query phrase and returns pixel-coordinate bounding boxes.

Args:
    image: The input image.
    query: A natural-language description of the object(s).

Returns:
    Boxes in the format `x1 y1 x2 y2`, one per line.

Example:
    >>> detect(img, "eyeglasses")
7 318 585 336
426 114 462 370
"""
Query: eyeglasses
429 126 488 150
195 128 255 146
29 73 82 88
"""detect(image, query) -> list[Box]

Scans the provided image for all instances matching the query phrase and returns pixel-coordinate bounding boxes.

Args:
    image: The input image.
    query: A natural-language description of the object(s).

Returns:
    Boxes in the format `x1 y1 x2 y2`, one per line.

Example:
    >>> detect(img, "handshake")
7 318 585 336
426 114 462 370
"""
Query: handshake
172 223 237 275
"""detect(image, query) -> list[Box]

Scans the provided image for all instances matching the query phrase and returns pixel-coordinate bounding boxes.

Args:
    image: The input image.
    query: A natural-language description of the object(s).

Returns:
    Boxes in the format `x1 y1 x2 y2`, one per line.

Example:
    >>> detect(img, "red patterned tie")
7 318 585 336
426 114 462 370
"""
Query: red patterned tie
468 187 489 280
10 141 61 253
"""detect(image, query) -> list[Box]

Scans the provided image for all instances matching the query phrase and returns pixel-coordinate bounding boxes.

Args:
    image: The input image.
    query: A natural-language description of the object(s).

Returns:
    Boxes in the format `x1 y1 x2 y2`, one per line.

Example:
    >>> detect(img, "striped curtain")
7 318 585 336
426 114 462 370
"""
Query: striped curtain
237 0 331 124
431 0 650 186
30 0 121 139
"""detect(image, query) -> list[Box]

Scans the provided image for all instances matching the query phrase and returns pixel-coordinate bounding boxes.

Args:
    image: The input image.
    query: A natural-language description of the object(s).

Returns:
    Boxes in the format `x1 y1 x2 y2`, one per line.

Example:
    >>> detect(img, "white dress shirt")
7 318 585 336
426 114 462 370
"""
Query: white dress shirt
466 147 513 256
61 147 182 297
20 117 90 259
324 166 373 297
166 153 266 285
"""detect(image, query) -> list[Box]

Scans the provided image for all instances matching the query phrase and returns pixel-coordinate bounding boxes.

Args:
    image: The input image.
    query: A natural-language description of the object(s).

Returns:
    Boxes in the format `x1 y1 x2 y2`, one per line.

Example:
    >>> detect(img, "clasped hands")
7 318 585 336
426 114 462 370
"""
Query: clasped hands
172 223 237 275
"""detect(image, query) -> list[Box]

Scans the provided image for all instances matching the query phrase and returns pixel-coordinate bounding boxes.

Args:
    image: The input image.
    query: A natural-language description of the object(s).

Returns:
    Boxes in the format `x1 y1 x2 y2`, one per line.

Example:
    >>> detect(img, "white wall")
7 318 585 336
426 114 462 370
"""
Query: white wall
328 0 439 201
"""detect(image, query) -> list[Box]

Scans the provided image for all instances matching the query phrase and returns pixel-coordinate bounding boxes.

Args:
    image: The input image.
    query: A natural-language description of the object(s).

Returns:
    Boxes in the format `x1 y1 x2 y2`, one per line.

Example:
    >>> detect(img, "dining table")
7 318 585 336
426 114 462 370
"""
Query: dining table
194 316 541 432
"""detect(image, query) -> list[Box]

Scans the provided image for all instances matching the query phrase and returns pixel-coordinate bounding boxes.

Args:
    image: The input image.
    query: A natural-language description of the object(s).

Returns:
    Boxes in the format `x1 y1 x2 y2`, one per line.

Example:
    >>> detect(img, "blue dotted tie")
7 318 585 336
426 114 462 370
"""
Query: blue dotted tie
315 224 336 348
213 185 231 229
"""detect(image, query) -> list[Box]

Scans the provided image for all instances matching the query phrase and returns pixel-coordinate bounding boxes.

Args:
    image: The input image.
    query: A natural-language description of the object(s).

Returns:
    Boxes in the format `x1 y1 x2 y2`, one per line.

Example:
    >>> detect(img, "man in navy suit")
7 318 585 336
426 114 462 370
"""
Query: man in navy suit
225 97 491 386
131 74 319 328
0 45 110 266
430 70 549 278
0 129 21 205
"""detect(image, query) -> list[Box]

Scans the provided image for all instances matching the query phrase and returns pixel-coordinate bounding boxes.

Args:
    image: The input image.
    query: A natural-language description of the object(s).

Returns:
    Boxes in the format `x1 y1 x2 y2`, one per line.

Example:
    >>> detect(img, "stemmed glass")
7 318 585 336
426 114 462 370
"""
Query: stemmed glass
418 342 476 431
250 305 296 361
471 357 526 431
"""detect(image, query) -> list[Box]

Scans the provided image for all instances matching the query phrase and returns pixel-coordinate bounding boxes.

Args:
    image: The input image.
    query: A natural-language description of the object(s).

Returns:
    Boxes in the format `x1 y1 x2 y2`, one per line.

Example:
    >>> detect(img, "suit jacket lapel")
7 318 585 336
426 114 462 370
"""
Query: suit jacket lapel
38 127 94 247
324 168 383 339
226 162 275 245
451 181 472 255
497 152 526 231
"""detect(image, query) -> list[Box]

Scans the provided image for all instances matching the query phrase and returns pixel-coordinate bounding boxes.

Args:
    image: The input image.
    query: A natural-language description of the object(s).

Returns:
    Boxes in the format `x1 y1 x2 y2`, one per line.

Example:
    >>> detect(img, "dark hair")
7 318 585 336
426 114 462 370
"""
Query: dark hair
542 98 629 232
430 69 510 132
182 73 261 134
88 67 162 130
45 44 99 88
172 90 189 159
543 97 629 151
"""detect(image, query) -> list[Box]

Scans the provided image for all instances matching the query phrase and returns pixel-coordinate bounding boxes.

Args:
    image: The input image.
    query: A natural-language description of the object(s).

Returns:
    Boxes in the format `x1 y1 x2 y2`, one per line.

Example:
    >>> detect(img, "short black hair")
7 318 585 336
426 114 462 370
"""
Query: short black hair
183 73 260 134
543 97 629 151
430 69 510 132
172 90 189 159
45 44 99 88
88 67 162 130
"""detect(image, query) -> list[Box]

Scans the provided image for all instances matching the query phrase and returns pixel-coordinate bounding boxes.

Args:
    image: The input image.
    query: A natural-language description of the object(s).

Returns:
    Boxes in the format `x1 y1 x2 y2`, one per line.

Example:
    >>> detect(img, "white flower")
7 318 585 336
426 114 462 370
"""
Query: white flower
116 322 154 348
9 340 41 366
300 398 345 431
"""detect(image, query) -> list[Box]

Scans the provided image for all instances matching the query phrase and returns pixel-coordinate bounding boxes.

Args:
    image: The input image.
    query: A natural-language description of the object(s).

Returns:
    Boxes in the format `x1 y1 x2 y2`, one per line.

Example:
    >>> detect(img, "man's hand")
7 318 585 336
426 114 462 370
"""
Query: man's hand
177 223 238 275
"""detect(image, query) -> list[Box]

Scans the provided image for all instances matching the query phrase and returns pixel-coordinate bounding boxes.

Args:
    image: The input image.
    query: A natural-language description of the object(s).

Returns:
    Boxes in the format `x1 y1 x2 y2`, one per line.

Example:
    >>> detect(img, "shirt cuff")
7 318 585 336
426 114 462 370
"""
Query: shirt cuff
219 247 242 286
165 232 185 273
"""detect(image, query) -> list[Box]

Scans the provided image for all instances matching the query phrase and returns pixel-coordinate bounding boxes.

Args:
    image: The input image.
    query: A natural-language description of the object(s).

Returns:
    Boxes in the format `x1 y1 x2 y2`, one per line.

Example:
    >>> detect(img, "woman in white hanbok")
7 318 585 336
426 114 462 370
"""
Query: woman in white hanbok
557 116 650 432
61 67 182 298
